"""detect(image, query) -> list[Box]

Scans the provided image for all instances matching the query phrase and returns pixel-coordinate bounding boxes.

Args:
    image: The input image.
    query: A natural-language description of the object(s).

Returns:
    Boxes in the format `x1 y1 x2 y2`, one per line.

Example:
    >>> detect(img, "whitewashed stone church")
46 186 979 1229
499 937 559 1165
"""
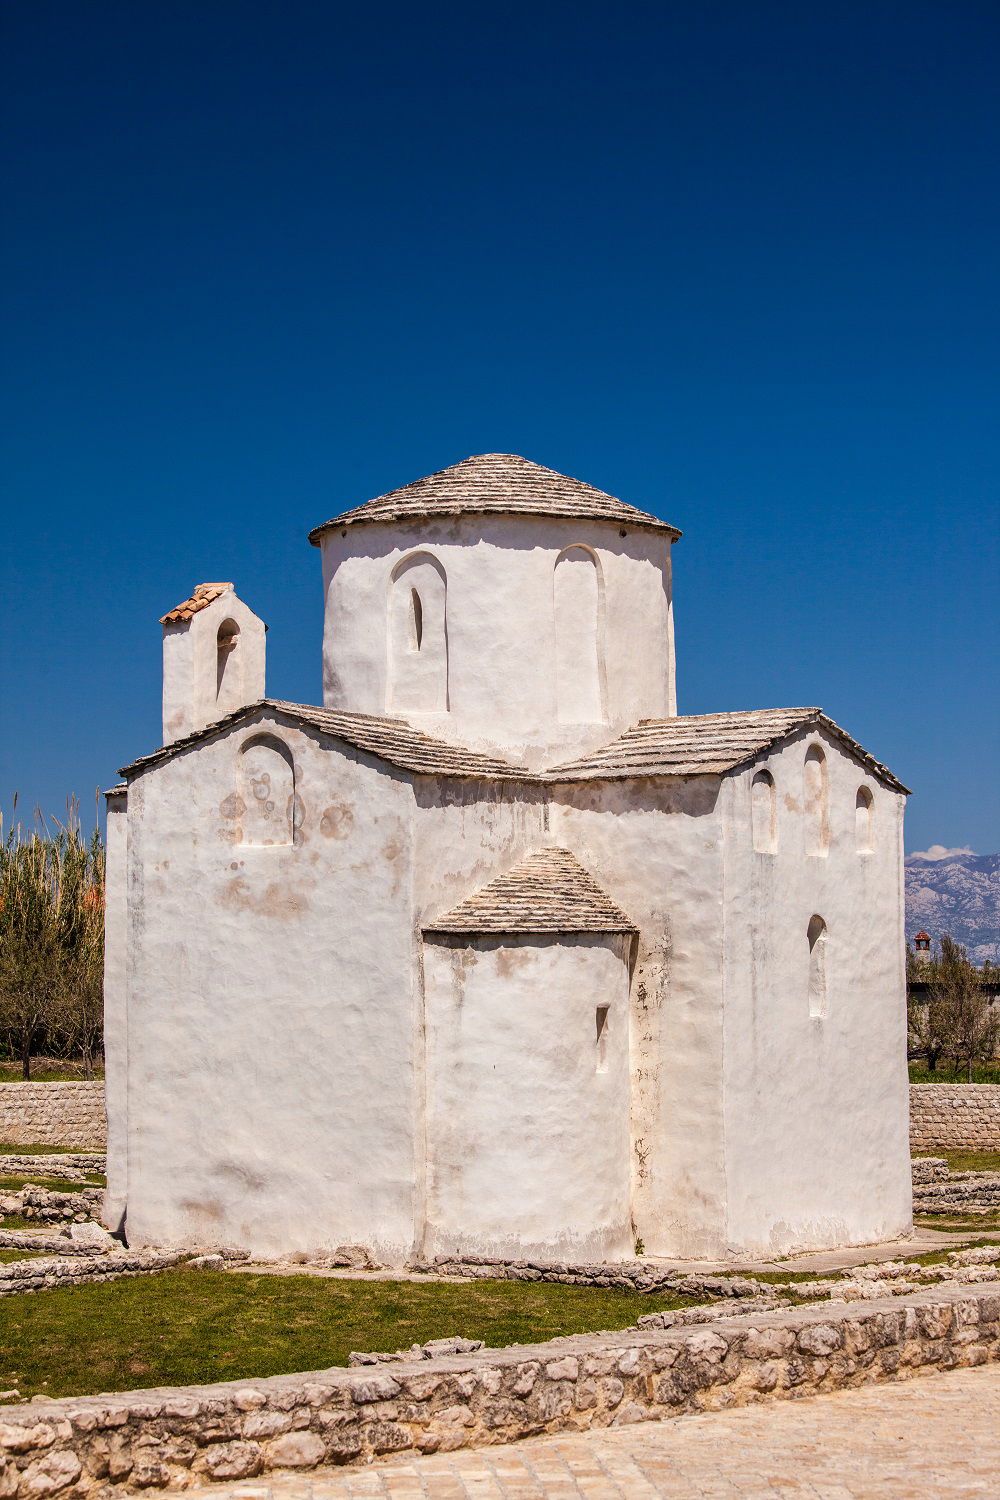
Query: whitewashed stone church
103 453 913 1265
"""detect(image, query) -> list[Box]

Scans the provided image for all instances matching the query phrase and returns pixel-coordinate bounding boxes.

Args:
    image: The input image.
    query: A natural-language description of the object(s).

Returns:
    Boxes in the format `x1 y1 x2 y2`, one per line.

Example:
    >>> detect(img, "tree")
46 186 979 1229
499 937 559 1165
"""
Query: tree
0 803 105 1078
912 934 1000 1082
906 941 951 1071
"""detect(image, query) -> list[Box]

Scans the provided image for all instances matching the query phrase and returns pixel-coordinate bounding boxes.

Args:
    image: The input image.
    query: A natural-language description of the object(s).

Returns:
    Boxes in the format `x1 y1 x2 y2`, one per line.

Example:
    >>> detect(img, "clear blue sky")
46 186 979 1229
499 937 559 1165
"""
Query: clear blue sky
2 2 997 854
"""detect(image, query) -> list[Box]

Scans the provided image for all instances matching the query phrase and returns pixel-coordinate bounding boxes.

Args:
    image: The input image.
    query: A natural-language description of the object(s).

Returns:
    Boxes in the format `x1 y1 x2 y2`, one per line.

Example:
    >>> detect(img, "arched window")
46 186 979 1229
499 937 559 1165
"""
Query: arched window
855 786 874 852
554 546 605 724
751 770 777 853
238 736 295 846
807 915 828 1019
803 744 829 856
388 554 448 712
216 620 242 712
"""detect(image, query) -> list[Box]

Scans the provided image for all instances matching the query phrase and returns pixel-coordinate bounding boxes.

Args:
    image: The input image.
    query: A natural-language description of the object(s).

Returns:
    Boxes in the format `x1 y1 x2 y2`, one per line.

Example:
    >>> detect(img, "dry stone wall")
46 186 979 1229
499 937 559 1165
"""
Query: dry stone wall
0 1285 997 1497
910 1084 1000 1151
0 1085 106 1149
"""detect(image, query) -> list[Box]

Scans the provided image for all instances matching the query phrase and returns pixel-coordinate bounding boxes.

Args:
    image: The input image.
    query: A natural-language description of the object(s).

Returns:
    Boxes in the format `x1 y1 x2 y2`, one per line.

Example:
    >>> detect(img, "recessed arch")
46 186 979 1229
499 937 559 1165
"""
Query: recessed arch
388 553 448 712
751 769 777 853
238 734 295 846
807 914 828 1019
554 545 606 724
855 785 874 852
803 743 829 856
216 619 242 712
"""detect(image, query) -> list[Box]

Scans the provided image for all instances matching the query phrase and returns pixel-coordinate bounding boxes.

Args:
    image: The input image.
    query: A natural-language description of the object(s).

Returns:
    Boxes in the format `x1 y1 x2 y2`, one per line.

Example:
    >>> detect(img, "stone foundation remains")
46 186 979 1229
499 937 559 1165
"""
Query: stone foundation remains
910 1084 1000 1152
0 1084 106 1149
0 1285 997 1497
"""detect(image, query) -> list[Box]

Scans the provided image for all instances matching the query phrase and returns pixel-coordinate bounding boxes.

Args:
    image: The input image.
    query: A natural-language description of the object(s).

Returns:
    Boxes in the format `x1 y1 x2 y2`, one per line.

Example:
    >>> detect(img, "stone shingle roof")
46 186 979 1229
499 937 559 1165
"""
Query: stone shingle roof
423 848 637 935
549 708 908 792
308 454 680 543
160 582 234 625
117 701 907 791
117 700 526 781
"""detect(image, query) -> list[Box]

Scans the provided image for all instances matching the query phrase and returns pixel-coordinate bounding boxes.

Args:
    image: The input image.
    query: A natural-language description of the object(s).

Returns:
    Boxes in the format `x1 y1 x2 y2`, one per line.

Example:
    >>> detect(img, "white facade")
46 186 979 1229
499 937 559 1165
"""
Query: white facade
105 454 912 1264
319 514 676 761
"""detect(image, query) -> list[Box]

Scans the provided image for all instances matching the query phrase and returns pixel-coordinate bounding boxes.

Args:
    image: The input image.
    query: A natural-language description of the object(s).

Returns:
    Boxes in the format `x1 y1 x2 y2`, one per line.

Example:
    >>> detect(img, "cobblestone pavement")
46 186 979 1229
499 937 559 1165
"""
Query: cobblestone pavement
181 1364 1000 1498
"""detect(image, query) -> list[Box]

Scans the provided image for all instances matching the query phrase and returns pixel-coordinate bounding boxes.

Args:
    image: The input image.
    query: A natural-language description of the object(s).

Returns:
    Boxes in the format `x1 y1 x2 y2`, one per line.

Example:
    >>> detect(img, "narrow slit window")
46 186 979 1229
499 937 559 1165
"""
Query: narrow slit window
410 588 423 651
855 786 874 852
595 1005 609 1073
808 915 828 1019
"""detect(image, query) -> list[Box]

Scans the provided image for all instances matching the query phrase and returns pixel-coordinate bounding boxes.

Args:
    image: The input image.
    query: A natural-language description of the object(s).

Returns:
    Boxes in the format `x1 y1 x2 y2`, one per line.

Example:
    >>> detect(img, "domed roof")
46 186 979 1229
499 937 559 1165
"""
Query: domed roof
308 453 680 543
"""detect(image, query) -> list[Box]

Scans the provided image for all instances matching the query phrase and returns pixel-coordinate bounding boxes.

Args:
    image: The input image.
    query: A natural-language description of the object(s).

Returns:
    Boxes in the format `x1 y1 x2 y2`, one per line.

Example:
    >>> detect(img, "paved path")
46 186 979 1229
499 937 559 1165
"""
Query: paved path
183 1364 1000 1498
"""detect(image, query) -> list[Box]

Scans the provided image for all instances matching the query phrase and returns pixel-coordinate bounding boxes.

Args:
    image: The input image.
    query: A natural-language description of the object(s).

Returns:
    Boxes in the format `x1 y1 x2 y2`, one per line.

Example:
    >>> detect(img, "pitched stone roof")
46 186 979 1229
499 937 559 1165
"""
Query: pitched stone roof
424 848 637 935
308 454 680 542
116 701 907 792
118 700 526 781
549 708 908 792
160 582 234 625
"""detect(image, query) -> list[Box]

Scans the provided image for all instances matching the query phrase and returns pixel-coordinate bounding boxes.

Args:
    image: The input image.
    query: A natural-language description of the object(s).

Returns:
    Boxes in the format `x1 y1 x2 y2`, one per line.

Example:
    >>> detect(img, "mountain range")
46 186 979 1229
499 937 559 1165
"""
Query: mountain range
905 852 1000 964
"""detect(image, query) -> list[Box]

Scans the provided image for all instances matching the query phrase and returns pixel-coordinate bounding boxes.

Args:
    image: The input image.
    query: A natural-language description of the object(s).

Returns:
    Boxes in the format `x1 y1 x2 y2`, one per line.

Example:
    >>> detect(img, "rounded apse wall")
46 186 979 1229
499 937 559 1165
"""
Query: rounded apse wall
318 513 676 755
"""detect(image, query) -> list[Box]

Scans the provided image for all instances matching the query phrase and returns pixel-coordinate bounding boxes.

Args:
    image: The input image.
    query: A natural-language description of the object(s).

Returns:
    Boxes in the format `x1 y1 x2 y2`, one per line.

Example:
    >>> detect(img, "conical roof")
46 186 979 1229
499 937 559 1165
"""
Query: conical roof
423 847 637 935
308 453 679 543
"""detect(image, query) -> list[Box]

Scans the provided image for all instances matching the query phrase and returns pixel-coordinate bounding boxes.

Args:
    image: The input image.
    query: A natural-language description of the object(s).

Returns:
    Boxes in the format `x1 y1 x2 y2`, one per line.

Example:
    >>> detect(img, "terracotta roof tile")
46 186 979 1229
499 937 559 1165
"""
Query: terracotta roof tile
424 848 637 934
160 582 234 625
548 707 908 793
308 454 680 542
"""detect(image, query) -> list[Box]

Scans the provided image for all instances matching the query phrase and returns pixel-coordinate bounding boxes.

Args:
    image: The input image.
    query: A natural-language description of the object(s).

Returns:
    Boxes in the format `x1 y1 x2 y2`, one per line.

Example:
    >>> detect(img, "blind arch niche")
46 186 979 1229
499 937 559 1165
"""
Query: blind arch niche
554 545 606 724
239 735 295 846
388 553 449 713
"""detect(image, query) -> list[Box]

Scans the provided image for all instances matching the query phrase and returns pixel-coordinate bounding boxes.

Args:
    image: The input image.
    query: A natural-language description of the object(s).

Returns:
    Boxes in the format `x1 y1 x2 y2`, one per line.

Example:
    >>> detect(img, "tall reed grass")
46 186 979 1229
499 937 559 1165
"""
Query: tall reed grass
0 797 105 1078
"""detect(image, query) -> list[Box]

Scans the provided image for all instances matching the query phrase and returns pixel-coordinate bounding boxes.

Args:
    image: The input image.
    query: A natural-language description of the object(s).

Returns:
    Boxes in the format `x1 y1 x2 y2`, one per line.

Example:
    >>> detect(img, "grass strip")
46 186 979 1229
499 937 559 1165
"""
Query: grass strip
0 1269 705 1402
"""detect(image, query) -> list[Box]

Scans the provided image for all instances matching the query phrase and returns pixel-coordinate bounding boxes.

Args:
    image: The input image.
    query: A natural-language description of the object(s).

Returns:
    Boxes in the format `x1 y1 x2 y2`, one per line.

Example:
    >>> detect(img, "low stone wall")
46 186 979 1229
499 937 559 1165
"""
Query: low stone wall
910 1083 1000 1151
1 1285 997 1496
0 1083 106 1149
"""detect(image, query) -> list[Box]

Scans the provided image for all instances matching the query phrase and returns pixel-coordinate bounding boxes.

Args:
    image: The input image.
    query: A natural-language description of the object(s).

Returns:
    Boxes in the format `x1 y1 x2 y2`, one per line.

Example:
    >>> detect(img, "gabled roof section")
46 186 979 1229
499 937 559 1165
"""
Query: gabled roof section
424 848 637 935
548 708 909 793
160 582 234 624
117 699 528 781
308 453 680 543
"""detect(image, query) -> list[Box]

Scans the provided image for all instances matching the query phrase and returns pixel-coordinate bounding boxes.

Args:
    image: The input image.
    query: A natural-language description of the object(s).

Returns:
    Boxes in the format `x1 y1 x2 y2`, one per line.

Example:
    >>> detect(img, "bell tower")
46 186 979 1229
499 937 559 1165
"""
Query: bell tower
159 582 267 744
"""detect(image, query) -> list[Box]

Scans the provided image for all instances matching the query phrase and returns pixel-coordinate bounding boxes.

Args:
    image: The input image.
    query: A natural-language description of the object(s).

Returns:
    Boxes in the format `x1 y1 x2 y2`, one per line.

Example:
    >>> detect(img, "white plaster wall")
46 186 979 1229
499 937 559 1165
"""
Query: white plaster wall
117 712 419 1261
719 728 912 1257
162 591 266 744
412 777 730 1260
422 934 633 1262
319 516 675 761
102 795 129 1233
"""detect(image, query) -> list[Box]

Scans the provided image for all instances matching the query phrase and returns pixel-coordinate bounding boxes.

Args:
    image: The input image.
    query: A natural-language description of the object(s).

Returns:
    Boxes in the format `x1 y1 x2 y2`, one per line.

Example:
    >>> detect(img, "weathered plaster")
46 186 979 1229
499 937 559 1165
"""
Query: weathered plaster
422 934 632 1261
319 515 675 759
720 727 912 1255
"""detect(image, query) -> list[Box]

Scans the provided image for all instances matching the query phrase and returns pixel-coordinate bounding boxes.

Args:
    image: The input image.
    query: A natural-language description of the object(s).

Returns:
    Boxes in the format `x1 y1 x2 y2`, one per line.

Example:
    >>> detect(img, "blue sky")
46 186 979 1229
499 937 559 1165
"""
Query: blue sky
2 1 997 853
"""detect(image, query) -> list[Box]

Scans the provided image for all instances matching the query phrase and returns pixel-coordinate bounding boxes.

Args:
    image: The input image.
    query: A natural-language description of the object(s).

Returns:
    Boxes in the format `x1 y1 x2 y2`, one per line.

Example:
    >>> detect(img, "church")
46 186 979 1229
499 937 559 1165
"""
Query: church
103 453 913 1264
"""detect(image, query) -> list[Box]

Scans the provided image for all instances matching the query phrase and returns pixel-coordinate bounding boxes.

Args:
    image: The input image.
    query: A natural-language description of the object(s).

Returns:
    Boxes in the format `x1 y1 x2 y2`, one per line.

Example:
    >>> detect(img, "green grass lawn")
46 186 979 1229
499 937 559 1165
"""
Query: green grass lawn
0 1270 703 1402
0 1173 103 1194
914 1211 1000 1232
909 1064 1000 1084
0 1248 45 1263
933 1150 1000 1175
0 1143 96 1156
0 1062 104 1083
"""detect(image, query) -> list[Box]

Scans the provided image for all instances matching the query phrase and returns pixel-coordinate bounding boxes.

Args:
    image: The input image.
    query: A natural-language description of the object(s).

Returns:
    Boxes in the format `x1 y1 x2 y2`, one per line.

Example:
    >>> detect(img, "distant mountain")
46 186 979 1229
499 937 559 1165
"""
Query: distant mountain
905 853 1000 964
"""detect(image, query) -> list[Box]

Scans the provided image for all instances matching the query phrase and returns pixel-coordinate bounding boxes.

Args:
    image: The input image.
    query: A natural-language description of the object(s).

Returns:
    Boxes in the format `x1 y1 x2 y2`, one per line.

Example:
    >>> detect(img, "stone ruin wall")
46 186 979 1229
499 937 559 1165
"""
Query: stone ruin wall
909 1084 1000 1152
0 1083 106 1149
0 1287 997 1497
